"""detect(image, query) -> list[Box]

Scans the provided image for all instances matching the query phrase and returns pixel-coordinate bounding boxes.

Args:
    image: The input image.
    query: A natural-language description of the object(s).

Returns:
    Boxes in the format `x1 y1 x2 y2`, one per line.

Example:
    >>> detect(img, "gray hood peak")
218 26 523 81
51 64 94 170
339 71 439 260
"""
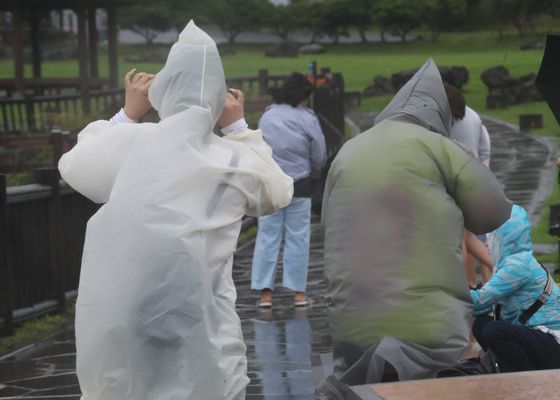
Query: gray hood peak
374 58 452 136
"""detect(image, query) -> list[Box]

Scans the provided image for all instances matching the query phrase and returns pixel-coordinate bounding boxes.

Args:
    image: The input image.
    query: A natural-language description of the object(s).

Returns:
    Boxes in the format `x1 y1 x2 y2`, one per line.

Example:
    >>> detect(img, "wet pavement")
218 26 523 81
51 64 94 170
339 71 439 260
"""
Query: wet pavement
0 115 557 399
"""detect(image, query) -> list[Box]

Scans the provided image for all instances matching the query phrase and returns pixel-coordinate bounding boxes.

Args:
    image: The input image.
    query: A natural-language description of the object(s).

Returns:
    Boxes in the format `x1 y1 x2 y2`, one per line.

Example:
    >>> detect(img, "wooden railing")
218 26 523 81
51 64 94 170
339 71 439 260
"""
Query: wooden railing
0 77 112 98
0 88 125 134
0 168 258 335
0 169 99 334
0 71 293 135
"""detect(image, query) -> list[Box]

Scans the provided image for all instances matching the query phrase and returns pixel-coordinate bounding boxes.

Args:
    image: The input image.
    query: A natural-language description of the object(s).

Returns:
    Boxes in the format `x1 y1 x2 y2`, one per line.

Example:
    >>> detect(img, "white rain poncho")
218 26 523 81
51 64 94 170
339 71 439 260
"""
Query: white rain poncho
59 21 293 400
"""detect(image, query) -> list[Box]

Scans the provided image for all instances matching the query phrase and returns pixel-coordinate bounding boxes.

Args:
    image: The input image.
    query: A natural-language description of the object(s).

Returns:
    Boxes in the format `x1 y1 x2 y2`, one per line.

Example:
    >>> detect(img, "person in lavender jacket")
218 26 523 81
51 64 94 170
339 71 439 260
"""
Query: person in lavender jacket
251 72 327 307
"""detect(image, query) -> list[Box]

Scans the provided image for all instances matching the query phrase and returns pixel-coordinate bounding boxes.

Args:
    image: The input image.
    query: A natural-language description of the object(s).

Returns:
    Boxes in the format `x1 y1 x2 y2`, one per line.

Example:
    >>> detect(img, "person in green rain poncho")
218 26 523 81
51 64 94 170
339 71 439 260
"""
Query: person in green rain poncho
321 59 512 385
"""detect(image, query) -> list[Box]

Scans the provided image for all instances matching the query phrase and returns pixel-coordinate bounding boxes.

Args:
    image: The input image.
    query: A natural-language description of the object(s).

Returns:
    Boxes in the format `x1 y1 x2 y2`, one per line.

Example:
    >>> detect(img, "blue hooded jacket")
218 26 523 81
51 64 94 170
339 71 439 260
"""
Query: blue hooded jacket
471 204 560 329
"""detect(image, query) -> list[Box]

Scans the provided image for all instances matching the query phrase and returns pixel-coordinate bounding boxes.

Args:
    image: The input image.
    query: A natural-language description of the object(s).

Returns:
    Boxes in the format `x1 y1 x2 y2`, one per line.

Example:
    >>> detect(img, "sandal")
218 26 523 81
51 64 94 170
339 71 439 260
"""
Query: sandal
256 298 272 308
294 296 312 308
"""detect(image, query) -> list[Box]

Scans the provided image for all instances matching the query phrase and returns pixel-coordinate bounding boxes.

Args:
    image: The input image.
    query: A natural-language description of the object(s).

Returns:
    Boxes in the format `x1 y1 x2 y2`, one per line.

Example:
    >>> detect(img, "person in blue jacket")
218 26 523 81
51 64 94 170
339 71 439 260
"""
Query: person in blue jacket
471 204 560 372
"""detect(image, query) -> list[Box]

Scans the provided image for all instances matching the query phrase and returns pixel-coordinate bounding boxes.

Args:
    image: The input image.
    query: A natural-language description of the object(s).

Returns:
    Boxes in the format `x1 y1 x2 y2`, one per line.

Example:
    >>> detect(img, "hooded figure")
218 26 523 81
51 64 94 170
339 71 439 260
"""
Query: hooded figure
59 21 293 399
321 59 511 385
468 205 560 372
473 205 560 328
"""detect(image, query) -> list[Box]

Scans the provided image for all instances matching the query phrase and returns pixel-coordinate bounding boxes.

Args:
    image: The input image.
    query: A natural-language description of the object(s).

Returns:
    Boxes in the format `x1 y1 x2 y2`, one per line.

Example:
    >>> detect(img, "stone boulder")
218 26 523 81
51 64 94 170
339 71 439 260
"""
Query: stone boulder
439 66 469 90
520 41 544 51
481 66 516 88
391 69 416 91
391 66 469 91
481 66 542 109
265 42 299 58
300 43 325 54
363 75 393 97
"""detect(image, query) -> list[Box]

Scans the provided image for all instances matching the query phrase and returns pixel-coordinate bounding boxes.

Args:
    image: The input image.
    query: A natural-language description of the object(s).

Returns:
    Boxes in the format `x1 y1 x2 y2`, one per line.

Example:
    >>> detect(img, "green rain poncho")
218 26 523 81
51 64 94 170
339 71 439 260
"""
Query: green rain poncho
322 59 512 383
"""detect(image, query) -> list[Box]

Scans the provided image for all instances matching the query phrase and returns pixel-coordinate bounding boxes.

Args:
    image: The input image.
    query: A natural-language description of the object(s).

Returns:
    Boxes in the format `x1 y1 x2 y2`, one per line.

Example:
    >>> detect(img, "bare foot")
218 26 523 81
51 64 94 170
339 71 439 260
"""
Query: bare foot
257 288 273 308
294 292 306 303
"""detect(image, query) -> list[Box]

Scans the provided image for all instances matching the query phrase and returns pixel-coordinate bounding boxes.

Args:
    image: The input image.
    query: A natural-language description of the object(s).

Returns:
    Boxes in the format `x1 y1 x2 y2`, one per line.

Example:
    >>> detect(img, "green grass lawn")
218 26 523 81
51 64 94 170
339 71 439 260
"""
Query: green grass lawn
0 31 555 133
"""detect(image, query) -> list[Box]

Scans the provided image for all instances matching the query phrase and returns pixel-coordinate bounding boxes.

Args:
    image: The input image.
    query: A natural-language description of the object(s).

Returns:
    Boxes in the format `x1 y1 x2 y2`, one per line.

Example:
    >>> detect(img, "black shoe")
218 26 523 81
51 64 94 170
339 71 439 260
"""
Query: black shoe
437 352 500 377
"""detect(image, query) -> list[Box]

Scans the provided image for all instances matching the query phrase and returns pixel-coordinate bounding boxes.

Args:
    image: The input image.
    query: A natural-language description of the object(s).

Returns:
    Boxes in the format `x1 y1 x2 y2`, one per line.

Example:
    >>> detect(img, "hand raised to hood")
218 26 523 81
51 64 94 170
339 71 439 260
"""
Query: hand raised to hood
124 69 155 122
219 89 245 128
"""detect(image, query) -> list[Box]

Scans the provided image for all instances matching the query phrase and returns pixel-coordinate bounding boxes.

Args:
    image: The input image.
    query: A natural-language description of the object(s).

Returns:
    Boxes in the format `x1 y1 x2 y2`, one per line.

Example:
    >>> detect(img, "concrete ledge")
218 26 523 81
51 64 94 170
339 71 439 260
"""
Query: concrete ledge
352 369 560 399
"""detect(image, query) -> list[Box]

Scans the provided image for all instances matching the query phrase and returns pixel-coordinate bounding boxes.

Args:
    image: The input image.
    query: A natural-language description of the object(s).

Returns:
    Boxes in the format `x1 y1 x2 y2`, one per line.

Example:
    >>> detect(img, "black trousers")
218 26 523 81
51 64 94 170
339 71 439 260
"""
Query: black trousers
472 315 560 372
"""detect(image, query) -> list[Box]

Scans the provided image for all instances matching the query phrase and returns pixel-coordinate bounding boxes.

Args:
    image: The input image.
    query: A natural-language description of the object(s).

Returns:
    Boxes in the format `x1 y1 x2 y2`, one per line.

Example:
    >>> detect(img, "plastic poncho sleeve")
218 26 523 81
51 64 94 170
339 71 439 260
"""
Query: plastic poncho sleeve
58 120 139 204
222 128 293 217
442 139 511 234
479 125 491 168
470 258 532 316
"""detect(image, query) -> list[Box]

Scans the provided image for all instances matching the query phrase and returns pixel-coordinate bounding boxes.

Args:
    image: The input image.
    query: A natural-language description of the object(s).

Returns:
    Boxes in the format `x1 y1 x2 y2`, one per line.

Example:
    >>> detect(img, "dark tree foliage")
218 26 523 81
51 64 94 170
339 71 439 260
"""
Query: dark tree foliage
205 0 268 44
120 3 173 44
423 0 467 41
372 0 424 42
480 0 559 38
262 3 301 41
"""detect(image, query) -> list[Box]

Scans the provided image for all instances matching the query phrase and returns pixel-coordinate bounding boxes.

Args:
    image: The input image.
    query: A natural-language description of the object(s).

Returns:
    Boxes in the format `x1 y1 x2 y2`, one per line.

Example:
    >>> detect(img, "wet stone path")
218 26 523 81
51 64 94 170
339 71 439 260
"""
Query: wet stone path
0 115 556 399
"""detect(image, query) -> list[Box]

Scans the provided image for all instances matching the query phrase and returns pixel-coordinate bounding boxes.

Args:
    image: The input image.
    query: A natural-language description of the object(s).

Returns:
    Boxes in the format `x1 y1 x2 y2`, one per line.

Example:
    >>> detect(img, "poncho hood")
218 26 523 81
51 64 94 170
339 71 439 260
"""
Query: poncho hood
374 58 452 136
148 20 226 123
489 204 533 269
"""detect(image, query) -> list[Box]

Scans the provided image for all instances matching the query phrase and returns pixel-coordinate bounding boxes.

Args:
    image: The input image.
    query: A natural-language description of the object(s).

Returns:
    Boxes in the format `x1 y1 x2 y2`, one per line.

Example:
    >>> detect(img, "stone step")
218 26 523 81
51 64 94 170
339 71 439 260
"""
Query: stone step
352 369 560 400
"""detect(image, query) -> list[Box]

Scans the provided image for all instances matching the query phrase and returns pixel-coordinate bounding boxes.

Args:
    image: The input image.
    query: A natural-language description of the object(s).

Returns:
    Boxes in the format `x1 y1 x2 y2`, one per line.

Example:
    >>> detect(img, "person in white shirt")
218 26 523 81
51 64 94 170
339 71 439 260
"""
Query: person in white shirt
448 85 493 288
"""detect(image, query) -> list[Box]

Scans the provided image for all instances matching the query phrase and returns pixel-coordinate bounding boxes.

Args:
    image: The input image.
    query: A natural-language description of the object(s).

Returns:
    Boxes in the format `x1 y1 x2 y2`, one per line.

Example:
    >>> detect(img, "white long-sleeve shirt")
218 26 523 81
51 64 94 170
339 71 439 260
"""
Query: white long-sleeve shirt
450 106 491 165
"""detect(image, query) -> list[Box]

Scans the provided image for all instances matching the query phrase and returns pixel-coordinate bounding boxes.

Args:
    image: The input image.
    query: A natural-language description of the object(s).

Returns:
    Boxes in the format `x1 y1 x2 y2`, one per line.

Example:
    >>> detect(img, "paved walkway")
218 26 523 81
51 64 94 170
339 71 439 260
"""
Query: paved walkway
0 116 556 399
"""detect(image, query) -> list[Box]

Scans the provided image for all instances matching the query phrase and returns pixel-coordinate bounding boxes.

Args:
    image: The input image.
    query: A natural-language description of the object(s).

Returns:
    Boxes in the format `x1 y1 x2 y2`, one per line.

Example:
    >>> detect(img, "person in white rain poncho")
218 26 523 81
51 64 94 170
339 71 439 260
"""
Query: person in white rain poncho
59 21 293 400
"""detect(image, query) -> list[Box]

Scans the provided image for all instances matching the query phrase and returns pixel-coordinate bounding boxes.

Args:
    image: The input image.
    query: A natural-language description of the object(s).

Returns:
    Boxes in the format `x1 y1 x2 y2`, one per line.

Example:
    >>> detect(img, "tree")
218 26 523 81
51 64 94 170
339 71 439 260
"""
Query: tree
164 0 209 33
119 2 173 44
480 0 554 38
206 0 267 44
262 3 301 41
315 0 351 44
292 0 372 44
372 0 424 42
346 0 375 43
322 0 374 43
423 0 467 41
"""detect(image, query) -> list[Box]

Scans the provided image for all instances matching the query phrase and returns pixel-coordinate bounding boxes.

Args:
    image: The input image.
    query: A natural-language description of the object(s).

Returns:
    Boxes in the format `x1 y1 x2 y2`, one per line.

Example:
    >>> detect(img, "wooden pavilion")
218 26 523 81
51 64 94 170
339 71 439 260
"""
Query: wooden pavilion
0 0 133 112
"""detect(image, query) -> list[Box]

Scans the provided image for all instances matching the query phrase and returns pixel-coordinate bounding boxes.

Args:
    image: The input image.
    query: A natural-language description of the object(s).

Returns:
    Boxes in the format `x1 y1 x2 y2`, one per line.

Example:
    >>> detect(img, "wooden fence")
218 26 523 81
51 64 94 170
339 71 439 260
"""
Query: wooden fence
0 169 99 334
0 88 125 135
0 168 258 334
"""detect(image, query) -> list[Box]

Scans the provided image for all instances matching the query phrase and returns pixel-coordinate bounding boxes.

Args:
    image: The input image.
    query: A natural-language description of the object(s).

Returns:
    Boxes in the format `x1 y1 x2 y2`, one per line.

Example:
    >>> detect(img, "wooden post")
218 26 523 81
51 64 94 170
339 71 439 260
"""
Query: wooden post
50 129 63 164
332 72 345 134
88 7 99 80
107 6 119 88
519 114 543 131
258 69 269 96
0 174 14 335
24 94 36 132
34 168 66 313
76 6 91 114
30 11 42 79
12 7 24 94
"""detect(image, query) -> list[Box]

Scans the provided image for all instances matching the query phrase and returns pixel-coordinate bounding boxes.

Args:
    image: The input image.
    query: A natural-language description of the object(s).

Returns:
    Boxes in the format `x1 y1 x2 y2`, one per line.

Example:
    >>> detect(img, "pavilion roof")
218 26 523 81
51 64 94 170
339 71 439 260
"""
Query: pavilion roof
0 0 134 10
